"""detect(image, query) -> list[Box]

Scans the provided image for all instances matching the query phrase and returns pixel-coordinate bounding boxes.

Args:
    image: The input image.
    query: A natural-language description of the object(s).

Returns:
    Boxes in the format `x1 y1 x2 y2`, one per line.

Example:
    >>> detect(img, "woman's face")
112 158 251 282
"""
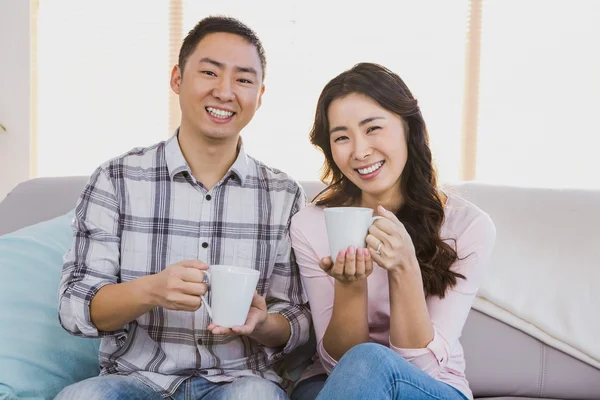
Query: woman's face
328 93 408 202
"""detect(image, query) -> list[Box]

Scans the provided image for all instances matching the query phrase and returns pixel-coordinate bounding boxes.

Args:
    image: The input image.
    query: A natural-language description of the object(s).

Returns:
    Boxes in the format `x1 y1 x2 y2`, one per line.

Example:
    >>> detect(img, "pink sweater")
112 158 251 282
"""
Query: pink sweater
290 194 496 400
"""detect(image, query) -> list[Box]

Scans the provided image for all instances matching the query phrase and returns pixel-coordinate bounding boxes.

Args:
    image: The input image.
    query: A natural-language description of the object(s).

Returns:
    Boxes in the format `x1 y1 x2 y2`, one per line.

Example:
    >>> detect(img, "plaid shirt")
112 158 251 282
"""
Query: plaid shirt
58 134 311 397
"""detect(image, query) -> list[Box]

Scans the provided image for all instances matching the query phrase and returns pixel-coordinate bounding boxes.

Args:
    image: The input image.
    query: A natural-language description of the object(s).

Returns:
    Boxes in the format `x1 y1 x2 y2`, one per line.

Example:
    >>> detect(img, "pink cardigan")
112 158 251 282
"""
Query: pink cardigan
290 194 496 400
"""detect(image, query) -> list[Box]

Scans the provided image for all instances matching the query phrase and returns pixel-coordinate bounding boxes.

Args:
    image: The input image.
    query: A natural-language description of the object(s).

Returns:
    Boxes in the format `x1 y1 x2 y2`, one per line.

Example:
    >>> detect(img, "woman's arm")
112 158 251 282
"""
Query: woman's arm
322 249 370 361
368 205 496 376
387 262 434 349
290 212 371 373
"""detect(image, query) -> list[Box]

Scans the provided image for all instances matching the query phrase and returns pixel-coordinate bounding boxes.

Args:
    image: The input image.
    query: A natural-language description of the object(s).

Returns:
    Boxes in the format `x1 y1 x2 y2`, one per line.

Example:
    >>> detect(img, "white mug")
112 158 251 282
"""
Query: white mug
200 264 260 328
324 207 383 258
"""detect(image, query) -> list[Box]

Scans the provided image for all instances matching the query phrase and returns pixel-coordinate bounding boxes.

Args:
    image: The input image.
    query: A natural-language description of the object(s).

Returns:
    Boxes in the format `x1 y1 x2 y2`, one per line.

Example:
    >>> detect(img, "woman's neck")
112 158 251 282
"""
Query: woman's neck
358 190 403 213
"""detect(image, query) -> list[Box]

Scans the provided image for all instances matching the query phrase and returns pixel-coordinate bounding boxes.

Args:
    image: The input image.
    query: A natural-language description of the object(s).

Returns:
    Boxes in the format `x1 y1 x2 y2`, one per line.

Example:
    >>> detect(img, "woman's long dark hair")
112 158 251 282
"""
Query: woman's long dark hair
310 62 463 298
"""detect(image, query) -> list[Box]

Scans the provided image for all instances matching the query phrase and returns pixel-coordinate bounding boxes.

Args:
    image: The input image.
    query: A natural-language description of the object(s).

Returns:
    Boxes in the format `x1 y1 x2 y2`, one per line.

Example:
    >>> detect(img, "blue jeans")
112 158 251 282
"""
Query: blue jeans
54 374 289 400
292 343 468 400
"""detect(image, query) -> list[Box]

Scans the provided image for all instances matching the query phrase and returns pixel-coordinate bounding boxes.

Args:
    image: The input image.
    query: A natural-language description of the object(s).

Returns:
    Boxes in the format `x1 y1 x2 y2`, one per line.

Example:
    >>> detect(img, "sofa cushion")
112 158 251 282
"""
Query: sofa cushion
0 211 100 400
0 176 89 236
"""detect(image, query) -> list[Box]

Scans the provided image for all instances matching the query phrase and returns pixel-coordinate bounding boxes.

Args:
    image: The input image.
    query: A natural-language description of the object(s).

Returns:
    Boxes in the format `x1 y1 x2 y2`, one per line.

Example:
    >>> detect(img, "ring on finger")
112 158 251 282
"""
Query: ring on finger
376 242 382 255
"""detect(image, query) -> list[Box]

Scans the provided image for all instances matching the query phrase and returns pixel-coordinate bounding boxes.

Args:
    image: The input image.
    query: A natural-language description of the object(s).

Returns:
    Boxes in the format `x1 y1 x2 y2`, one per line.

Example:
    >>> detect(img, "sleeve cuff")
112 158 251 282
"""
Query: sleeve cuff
317 340 338 374
267 302 311 355
59 280 124 338
389 327 450 375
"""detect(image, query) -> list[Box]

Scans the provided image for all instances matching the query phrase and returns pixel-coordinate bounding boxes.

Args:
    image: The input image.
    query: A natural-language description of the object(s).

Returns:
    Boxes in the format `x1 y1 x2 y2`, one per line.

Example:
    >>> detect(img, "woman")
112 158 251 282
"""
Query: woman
289 63 495 400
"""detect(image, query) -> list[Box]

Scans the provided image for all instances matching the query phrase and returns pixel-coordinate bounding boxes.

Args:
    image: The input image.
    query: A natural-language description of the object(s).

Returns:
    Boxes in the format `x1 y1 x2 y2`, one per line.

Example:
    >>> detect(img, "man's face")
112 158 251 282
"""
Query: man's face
171 32 265 142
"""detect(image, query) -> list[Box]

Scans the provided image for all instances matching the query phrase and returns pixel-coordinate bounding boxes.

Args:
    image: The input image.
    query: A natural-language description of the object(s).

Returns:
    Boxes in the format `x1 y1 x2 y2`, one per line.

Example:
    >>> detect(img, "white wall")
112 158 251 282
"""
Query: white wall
0 0 31 200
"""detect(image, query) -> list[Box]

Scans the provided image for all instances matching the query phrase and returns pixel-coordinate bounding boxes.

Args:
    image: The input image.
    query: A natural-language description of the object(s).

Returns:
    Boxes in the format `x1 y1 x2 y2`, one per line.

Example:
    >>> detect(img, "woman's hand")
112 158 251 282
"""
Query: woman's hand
319 246 374 284
366 206 419 274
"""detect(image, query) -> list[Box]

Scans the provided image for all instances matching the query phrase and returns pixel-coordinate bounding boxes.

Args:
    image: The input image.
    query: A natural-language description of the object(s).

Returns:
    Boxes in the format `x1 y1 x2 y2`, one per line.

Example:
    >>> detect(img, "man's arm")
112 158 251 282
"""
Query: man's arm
89 277 155 332
89 260 208 332
59 167 124 337
59 168 209 336
248 309 291 348
260 185 312 351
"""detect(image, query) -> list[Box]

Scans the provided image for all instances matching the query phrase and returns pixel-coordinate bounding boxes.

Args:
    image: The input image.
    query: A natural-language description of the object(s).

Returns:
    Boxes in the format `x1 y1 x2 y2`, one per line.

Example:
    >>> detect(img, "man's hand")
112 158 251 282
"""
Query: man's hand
207 292 268 336
148 260 209 311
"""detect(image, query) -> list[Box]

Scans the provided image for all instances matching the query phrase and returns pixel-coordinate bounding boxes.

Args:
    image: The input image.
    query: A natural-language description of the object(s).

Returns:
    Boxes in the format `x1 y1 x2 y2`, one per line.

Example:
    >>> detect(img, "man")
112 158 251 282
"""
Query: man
55 16 311 400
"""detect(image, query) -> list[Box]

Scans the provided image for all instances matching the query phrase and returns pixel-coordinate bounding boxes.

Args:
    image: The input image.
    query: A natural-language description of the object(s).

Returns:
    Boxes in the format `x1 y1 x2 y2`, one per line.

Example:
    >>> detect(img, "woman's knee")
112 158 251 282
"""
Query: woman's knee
335 343 410 376
291 374 327 400
341 343 396 364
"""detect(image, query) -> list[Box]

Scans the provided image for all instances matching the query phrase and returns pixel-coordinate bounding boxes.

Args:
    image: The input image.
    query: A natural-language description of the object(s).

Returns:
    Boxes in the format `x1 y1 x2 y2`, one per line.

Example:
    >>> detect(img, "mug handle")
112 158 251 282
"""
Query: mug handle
372 215 384 224
201 270 213 319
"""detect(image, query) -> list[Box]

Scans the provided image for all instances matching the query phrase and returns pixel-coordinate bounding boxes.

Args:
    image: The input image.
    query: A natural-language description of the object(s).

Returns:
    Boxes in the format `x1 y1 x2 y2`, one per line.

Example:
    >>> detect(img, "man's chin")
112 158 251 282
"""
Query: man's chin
197 125 239 141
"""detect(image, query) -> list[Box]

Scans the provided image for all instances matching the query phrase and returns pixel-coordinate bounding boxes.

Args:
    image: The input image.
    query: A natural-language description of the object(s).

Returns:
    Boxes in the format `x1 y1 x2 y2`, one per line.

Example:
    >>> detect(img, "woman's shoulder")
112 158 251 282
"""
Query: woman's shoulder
290 203 327 240
290 204 330 262
291 203 326 228
443 193 496 253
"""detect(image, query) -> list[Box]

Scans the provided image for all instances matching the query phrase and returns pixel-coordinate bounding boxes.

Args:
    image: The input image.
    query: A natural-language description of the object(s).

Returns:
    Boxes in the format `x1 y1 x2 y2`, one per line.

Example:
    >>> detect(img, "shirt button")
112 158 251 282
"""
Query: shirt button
202 242 209 249
205 194 212 201
197 338 202 345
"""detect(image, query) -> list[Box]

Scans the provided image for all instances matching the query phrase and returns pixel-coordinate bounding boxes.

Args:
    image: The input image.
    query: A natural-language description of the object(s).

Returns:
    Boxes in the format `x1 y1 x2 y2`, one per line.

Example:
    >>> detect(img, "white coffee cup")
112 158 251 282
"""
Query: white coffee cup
200 265 260 328
324 207 383 257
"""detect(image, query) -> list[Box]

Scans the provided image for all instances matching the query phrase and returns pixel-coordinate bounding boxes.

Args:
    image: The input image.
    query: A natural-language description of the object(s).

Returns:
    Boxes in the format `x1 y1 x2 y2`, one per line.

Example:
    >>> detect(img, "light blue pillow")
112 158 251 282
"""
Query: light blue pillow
0 211 100 400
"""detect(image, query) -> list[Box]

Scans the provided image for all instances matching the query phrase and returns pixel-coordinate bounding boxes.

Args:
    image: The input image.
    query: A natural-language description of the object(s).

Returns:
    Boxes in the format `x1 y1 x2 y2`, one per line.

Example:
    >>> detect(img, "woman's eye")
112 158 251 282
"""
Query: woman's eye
333 136 349 143
366 126 381 133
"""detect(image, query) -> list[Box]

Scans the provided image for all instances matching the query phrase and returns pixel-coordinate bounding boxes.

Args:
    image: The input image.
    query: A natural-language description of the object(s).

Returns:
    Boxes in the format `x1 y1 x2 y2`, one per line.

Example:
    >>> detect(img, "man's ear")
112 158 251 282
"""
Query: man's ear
256 84 266 110
170 65 182 94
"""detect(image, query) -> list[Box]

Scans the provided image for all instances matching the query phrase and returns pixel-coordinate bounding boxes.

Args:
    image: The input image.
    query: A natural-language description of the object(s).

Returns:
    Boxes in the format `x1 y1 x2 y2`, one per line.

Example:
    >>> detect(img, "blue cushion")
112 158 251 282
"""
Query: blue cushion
0 212 100 400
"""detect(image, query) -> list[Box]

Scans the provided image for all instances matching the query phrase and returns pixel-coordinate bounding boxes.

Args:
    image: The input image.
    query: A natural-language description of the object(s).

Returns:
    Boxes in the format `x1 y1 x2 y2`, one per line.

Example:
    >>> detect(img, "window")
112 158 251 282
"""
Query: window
34 1 596 188
35 0 469 183
183 1 469 183
476 0 600 188
36 0 169 177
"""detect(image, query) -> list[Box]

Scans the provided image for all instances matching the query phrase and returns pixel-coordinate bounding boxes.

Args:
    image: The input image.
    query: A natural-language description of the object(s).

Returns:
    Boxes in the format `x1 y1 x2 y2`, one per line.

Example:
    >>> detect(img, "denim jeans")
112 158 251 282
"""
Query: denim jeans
290 374 327 400
54 374 289 400
291 343 468 400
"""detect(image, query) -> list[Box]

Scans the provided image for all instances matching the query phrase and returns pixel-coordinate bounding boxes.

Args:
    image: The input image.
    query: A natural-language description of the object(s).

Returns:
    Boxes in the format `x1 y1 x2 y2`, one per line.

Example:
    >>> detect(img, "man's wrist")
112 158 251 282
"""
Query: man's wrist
249 312 291 348
135 275 158 308
250 311 271 338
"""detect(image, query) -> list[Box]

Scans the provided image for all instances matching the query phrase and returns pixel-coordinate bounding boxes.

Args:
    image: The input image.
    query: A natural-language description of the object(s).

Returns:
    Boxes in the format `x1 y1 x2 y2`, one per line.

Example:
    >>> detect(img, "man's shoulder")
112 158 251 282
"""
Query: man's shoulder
247 155 303 194
96 140 167 177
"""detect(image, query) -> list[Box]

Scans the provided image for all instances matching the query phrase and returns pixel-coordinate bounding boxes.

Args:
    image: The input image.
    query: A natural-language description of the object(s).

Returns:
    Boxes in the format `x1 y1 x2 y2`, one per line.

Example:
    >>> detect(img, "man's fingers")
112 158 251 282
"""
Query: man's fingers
165 293 202 311
181 268 206 283
231 325 252 335
178 260 209 270
208 324 233 335
180 282 208 296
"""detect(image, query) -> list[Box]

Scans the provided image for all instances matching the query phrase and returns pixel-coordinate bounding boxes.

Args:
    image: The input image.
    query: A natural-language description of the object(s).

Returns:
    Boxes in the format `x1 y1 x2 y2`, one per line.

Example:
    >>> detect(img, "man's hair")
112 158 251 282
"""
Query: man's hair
178 16 267 80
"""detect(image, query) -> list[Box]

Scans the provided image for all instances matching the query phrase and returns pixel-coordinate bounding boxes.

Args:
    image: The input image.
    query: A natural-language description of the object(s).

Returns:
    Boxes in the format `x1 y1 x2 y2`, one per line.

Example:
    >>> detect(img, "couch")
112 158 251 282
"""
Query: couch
0 176 599 400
